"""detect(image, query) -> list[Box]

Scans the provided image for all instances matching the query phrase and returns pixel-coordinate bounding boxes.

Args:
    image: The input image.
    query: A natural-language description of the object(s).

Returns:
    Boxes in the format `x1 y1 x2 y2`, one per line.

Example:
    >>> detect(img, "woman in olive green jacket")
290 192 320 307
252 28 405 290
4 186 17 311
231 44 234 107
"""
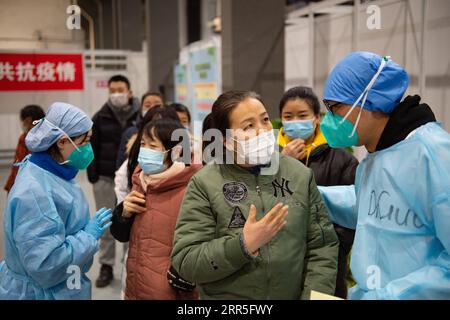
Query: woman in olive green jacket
171 91 339 300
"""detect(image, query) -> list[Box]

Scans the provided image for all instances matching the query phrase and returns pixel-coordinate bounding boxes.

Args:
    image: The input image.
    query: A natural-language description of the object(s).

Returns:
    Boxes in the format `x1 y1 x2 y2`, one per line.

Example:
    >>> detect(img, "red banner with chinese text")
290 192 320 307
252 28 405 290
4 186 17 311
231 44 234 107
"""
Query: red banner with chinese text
0 53 84 91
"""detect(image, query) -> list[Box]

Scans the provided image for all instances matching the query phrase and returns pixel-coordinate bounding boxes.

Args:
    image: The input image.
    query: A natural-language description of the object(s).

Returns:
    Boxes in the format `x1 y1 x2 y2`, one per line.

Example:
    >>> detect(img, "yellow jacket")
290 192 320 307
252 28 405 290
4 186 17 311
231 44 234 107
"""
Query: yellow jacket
277 127 328 166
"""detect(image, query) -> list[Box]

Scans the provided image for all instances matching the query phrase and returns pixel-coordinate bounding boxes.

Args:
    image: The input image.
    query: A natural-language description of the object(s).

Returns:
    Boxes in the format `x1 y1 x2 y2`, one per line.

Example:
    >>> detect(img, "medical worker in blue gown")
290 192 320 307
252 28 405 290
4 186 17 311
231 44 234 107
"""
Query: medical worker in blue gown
318 52 450 300
0 102 113 300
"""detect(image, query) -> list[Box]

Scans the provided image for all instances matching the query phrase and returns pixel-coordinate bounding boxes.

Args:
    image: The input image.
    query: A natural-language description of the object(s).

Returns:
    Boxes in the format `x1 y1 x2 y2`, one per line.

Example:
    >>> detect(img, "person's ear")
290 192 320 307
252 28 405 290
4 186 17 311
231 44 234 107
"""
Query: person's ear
314 115 321 127
56 137 68 151
128 90 133 98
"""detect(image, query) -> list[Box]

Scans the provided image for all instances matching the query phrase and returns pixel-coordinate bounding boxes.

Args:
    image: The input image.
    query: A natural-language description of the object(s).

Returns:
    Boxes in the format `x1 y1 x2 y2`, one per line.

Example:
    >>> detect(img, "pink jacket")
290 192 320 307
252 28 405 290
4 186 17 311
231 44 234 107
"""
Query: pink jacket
125 162 202 300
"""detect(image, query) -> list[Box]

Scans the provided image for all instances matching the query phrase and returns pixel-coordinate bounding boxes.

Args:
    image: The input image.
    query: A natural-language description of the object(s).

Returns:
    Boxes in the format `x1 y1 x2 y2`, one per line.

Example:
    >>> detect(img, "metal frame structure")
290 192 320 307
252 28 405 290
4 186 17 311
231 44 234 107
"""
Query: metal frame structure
286 0 429 96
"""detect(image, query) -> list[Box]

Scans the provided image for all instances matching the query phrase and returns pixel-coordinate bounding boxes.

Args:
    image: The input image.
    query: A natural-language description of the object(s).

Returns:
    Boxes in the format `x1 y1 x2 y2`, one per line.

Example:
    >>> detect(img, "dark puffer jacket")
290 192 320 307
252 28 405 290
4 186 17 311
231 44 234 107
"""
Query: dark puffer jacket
87 100 139 183
306 147 358 187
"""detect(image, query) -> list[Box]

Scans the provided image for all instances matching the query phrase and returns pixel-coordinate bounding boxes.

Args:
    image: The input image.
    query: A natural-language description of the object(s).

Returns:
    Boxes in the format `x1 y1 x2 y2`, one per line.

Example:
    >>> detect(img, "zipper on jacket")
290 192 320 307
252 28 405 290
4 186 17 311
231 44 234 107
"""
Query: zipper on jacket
255 175 271 300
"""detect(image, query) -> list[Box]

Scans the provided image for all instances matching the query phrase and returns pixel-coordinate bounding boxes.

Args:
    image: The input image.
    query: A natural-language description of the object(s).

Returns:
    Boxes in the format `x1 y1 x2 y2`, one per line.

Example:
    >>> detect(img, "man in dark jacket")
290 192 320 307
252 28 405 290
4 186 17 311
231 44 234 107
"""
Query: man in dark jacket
87 74 139 288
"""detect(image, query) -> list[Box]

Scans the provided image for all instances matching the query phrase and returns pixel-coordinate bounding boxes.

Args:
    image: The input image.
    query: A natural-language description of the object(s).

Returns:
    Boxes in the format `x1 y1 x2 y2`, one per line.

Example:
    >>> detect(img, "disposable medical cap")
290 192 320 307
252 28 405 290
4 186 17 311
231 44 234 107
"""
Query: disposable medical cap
323 51 409 114
26 102 93 152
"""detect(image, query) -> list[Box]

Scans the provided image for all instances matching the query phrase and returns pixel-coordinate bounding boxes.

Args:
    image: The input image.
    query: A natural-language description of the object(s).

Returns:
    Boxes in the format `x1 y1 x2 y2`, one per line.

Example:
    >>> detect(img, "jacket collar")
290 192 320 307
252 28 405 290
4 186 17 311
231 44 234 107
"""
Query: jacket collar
375 95 436 152
99 98 139 123
29 152 78 181
134 163 202 193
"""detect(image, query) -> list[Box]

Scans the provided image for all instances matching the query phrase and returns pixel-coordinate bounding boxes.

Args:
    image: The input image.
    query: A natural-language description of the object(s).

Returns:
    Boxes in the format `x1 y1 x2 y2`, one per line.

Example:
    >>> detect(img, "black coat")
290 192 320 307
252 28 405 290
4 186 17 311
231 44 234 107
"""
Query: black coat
87 103 138 183
305 146 358 187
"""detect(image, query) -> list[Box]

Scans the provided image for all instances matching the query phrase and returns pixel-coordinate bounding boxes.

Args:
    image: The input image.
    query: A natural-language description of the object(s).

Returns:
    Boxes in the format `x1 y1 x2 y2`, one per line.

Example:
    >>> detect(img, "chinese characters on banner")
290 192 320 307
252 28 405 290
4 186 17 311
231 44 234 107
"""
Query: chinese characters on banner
0 53 84 91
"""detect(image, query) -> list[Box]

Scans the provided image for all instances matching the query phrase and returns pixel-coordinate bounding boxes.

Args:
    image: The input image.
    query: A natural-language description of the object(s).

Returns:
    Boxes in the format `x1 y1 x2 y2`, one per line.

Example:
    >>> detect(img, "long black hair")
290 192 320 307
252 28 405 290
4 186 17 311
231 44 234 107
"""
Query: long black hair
201 113 214 164
127 106 180 188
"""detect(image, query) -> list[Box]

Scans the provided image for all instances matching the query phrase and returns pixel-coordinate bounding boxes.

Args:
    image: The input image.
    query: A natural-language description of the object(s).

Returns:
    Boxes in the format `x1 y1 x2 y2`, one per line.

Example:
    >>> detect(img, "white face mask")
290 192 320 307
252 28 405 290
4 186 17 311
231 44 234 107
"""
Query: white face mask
109 93 129 108
231 130 275 165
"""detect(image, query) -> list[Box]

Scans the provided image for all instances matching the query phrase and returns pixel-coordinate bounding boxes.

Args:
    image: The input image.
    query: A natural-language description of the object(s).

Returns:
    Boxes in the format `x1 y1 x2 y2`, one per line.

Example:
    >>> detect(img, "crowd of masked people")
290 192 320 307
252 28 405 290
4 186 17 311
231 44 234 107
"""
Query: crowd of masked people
1 51 449 300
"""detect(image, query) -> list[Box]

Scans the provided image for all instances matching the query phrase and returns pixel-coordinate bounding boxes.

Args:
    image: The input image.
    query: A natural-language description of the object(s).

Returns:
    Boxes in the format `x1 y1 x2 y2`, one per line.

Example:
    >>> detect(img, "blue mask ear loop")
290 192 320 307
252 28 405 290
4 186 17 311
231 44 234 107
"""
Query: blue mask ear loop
338 56 390 138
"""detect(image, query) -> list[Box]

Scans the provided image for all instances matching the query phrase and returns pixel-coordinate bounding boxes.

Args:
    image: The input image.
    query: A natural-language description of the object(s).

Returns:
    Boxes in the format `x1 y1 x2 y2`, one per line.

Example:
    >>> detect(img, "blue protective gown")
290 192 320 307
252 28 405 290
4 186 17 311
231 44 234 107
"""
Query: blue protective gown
0 155 98 300
319 122 450 299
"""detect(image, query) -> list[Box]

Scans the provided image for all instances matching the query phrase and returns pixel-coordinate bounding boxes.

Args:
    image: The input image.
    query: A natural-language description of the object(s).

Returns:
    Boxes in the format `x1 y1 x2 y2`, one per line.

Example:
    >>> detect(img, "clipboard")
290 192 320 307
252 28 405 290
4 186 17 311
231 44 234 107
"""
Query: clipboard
310 290 344 300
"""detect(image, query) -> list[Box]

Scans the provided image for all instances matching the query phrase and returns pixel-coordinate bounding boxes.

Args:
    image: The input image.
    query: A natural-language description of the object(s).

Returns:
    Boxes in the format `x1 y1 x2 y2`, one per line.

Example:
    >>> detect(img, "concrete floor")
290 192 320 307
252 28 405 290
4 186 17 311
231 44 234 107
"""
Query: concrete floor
0 167 123 300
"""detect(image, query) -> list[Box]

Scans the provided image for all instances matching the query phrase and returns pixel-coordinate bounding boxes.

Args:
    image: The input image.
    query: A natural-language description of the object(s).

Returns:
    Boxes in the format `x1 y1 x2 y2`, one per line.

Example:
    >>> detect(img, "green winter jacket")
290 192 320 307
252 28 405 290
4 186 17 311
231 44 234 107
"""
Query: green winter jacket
171 153 339 299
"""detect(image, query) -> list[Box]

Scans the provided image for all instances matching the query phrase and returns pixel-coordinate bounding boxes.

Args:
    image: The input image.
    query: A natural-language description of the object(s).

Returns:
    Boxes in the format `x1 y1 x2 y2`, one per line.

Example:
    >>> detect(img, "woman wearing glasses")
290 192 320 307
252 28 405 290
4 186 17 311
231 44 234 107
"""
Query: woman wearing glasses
0 102 112 300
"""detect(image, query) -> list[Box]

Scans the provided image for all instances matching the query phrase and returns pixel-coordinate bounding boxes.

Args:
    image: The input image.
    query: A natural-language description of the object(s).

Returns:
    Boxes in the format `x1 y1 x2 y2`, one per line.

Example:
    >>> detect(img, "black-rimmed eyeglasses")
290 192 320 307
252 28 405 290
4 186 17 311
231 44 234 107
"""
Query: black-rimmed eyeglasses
323 100 340 114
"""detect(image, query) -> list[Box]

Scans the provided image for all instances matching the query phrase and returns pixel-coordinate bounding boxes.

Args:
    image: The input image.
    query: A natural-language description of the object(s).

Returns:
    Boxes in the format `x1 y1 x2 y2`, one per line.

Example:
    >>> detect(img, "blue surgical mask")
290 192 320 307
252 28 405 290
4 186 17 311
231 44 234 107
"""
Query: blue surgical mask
138 147 167 174
282 119 315 140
